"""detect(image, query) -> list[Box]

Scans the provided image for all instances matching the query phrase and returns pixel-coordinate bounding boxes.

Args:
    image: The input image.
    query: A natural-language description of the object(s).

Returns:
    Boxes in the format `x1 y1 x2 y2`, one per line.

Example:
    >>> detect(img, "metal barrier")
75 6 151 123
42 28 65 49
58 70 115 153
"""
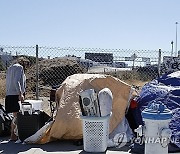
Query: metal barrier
0 45 172 99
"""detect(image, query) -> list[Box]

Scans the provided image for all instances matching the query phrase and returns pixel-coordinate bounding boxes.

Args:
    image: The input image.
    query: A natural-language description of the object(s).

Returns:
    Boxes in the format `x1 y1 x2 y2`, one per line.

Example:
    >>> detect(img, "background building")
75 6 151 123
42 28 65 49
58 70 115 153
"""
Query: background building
85 53 113 65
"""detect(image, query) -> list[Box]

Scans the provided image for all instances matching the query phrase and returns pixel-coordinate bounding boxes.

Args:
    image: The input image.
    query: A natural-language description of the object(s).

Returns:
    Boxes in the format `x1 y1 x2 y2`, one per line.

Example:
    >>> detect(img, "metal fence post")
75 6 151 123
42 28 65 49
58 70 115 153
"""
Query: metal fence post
158 48 162 77
36 45 39 100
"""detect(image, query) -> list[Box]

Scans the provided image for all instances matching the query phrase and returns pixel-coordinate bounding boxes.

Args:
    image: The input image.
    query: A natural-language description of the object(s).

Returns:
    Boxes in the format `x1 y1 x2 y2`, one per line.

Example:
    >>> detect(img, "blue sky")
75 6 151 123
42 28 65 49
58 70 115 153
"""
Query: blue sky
0 0 180 51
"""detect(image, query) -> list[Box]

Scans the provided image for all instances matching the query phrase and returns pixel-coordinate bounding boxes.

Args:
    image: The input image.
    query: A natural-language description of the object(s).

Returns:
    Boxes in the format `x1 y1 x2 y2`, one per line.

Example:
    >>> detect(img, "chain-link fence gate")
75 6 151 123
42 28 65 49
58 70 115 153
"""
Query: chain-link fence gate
0 45 172 100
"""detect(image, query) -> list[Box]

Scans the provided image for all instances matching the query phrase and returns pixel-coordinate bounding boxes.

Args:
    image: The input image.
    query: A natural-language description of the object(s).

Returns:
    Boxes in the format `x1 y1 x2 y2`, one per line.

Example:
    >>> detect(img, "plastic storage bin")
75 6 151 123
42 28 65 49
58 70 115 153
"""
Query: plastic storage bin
80 114 111 152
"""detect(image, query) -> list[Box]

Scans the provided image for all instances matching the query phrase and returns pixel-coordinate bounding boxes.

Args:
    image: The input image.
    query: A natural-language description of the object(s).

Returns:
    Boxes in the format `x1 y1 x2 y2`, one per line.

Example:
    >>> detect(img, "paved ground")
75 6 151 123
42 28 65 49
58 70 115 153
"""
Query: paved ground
1 136 180 154
0 137 131 154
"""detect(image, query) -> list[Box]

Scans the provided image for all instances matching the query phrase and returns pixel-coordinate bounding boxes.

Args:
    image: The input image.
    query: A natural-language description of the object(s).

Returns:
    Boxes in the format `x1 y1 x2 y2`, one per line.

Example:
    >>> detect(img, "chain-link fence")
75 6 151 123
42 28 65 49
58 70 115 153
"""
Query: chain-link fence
0 45 173 99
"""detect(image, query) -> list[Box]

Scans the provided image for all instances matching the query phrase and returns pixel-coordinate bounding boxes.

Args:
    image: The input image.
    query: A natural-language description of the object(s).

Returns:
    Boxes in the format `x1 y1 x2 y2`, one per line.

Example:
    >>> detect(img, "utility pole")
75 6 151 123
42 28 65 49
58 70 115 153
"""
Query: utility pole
36 45 39 100
171 41 174 57
158 48 162 77
175 22 178 56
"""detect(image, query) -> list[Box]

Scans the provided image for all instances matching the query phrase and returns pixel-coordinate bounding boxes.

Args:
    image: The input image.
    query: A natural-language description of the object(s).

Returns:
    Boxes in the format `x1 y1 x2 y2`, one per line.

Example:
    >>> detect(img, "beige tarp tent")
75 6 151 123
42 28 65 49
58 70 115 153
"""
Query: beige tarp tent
25 74 134 144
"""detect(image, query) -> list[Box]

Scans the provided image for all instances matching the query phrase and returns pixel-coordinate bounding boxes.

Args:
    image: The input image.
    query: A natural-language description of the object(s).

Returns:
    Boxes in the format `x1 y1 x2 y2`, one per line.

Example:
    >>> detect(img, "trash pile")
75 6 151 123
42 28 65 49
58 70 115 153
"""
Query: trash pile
23 74 134 145
131 71 180 153
137 72 180 143
3 70 179 153
23 71 180 153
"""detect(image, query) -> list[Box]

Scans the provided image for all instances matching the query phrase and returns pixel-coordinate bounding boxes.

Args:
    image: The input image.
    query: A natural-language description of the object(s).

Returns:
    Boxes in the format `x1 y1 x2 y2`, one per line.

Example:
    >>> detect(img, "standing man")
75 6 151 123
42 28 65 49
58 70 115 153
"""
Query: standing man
5 57 28 141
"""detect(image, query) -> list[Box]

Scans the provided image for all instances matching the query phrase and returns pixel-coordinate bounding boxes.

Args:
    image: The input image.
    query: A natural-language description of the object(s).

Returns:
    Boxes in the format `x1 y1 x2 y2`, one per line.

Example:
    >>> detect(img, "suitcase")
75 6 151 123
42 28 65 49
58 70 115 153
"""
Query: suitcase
17 102 48 141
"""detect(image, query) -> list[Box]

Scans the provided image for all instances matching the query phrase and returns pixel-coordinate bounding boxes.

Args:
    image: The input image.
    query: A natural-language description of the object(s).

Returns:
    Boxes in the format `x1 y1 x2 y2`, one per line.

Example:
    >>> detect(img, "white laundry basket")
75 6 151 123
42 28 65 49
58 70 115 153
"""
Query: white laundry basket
80 114 111 152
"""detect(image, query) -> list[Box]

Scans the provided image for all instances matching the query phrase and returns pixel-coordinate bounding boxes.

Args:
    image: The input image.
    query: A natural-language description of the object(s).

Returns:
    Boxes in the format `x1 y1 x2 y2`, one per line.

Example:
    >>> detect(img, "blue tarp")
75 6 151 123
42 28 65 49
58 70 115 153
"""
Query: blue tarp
137 71 180 148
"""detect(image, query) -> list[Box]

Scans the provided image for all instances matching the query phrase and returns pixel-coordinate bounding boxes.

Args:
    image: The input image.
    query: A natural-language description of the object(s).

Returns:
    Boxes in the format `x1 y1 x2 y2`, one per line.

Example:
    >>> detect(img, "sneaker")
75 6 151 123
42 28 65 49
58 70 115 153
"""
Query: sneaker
15 139 22 144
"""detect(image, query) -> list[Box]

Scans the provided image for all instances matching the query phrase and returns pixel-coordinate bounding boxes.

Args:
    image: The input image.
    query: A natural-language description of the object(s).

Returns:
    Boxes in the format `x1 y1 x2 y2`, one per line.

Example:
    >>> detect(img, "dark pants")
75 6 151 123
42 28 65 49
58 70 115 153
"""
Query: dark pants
5 95 20 113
